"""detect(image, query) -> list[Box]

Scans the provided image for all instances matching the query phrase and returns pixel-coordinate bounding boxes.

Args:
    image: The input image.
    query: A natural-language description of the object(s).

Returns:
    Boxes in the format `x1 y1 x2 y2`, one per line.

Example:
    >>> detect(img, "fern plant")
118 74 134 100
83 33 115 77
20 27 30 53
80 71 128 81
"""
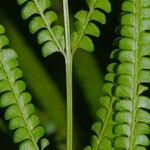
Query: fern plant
0 0 150 150
0 25 49 150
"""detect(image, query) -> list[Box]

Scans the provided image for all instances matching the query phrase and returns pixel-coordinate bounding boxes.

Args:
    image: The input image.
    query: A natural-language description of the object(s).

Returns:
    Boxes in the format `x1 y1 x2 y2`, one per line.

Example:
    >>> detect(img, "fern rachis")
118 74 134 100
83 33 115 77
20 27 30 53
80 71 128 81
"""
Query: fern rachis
129 0 142 148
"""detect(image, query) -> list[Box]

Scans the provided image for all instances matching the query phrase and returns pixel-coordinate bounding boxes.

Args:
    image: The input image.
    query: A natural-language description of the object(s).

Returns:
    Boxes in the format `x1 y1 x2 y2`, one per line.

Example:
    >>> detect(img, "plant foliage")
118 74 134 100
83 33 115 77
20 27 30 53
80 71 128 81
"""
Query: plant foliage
86 0 150 149
17 0 65 57
71 0 111 53
0 25 49 150
17 0 112 55
85 66 114 149
2 0 149 150
112 0 150 149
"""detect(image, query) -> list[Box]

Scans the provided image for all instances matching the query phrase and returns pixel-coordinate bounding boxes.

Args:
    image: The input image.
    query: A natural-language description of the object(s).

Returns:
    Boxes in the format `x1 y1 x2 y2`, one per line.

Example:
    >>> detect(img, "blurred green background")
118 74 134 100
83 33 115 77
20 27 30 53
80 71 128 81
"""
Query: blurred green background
0 0 122 149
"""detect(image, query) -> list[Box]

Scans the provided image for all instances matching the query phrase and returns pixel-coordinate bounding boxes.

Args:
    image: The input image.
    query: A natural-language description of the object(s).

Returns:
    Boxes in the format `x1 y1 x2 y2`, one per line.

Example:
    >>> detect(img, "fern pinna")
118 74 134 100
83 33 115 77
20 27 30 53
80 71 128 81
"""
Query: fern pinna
0 25 49 150
17 0 65 57
86 0 150 150
71 0 111 53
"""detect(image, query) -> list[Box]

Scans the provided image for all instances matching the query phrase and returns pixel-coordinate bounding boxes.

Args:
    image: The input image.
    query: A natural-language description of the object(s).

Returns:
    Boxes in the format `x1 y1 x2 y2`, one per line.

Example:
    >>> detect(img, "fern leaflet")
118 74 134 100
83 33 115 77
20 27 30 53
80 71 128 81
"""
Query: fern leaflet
71 0 111 53
17 0 65 57
0 25 49 150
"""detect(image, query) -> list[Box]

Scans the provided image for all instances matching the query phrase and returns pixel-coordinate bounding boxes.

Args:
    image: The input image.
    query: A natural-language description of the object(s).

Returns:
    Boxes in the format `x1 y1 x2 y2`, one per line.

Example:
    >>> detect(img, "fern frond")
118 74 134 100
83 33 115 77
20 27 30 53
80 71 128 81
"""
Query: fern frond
84 37 116 150
85 0 150 149
71 0 111 53
17 0 65 57
110 0 150 149
84 75 115 150
0 25 49 150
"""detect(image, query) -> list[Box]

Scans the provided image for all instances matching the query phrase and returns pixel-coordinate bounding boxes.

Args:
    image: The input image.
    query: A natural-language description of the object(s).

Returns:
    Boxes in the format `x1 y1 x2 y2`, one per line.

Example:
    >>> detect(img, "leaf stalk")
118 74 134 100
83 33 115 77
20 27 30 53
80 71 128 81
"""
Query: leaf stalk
63 0 73 150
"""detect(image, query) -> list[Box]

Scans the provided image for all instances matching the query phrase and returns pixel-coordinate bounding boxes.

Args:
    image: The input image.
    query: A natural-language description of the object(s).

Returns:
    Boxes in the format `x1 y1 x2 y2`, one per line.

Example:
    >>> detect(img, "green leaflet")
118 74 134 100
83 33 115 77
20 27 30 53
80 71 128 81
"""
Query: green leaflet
111 0 150 149
71 0 111 52
17 0 65 57
0 25 49 150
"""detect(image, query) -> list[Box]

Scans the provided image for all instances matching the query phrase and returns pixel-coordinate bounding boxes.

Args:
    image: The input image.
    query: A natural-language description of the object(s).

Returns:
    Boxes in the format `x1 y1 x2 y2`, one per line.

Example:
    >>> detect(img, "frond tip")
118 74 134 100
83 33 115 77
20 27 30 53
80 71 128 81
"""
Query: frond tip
0 24 49 150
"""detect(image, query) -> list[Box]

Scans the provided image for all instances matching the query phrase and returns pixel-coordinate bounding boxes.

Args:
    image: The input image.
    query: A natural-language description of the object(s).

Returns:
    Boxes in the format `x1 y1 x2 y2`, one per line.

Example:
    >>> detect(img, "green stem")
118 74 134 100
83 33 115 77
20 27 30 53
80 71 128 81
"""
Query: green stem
63 0 73 150
65 57 73 150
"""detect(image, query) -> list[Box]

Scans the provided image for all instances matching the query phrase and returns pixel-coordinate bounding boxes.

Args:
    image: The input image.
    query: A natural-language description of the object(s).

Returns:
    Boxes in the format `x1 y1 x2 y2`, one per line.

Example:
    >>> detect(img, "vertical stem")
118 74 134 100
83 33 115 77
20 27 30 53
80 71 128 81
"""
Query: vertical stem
65 57 73 150
63 0 73 150
63 0 71 54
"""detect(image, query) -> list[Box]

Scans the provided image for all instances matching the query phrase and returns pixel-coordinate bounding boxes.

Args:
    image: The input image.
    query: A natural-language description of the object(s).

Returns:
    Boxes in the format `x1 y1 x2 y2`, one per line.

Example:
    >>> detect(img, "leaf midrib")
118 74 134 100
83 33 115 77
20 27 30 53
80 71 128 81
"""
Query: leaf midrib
129 0 140 149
